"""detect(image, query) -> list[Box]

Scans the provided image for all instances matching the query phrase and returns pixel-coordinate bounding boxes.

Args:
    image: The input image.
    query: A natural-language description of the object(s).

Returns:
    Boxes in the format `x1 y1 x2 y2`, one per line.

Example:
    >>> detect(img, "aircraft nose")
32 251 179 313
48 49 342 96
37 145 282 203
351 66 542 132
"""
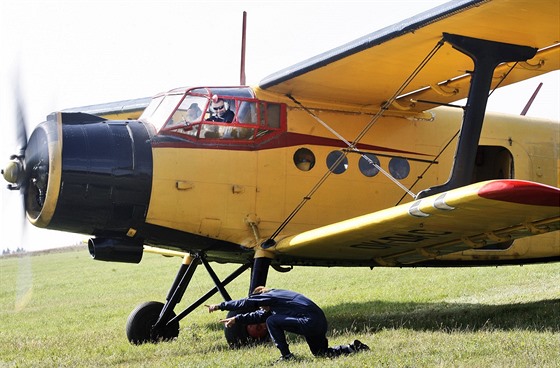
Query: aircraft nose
4 111 154 236
24 124 51 218
2 116 56 226
2 159 23 184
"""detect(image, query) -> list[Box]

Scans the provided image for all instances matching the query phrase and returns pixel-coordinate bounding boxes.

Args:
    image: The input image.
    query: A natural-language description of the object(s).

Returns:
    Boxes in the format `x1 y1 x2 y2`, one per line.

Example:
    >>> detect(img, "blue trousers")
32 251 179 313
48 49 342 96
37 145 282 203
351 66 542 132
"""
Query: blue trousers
265 313 330 356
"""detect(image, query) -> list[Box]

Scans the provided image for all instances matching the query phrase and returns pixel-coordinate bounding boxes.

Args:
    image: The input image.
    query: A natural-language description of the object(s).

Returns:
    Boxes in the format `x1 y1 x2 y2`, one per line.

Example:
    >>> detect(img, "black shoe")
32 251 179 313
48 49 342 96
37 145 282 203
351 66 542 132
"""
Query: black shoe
352 339 370 352
274 353 295 364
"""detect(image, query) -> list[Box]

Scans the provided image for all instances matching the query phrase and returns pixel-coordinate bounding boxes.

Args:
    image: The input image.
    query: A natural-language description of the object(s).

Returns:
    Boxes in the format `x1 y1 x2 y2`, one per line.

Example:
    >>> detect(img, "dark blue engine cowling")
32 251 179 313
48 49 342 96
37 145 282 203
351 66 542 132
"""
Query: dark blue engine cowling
49 113 153 237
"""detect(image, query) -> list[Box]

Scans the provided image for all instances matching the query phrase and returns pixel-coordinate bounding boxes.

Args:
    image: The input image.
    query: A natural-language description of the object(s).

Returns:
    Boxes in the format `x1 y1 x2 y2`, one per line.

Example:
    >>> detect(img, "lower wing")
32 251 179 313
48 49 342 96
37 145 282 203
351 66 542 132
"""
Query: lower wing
271 180 559 266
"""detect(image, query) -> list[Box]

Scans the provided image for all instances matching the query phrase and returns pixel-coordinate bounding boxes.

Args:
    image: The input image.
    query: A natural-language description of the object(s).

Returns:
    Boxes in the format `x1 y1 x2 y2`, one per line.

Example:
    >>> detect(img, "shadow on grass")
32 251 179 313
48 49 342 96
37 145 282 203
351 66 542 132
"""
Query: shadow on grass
322 298 560 333
203 298 559 334
190 299 558 358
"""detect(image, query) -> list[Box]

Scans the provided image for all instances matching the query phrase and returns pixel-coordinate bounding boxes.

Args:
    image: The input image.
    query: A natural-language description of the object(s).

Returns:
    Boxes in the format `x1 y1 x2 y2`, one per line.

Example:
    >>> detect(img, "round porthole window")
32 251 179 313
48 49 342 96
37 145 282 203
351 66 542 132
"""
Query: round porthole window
326 151 348 174
293 148 315 171
388 157 410 179
358 154 380 177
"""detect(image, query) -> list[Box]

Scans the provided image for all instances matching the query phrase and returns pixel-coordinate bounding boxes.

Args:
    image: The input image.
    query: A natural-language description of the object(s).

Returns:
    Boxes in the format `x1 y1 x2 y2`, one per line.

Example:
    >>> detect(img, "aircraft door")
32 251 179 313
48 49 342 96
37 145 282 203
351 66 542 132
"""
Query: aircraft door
473 146 514 182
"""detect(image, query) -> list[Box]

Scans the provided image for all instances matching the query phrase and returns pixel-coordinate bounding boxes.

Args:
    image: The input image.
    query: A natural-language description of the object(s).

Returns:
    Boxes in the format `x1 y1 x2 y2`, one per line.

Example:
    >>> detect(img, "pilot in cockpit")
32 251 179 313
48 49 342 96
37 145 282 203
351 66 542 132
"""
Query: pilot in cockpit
185 103 202 123
207 96 235 123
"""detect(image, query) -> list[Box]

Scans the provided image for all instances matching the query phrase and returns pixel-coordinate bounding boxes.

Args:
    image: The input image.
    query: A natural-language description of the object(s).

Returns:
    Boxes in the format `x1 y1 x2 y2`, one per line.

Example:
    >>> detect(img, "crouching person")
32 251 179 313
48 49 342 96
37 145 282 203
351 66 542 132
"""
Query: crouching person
207 287 369 363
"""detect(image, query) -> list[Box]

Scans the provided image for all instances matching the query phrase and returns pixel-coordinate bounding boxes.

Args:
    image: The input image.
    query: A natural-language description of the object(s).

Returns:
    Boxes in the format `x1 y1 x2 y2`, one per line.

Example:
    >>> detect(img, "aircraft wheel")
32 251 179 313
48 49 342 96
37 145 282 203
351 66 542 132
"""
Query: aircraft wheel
223 311 269 348
126 301 179 344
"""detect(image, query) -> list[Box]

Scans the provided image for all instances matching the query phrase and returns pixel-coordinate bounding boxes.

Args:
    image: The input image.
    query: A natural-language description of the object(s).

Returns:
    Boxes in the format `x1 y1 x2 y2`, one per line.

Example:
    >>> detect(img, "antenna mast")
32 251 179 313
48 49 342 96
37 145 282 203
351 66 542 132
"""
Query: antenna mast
240 11 247 85
520 82 543 116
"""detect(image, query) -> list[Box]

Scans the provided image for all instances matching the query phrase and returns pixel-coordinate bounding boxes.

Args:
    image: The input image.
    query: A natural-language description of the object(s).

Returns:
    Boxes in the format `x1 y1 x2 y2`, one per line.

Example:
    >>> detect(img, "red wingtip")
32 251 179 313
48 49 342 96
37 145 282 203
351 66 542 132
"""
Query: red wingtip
478 180 560 207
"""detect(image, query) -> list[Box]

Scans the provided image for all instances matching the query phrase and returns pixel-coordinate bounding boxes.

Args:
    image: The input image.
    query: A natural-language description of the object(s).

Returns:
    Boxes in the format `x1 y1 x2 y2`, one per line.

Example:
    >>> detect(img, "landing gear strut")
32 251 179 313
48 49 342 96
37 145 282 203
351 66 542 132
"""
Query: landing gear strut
225 256 272 347
126 253 272 346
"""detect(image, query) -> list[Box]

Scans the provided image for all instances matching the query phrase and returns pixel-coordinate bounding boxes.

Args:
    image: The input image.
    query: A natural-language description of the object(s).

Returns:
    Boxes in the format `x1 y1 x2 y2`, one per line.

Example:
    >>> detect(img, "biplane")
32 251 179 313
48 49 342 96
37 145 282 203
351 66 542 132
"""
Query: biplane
2 0 559 346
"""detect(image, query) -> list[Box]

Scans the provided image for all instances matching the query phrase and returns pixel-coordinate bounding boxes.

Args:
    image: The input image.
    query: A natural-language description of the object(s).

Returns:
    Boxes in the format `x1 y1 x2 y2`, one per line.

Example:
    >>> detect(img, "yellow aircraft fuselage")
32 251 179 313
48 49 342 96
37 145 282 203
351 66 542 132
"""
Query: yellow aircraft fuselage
143 86 559 264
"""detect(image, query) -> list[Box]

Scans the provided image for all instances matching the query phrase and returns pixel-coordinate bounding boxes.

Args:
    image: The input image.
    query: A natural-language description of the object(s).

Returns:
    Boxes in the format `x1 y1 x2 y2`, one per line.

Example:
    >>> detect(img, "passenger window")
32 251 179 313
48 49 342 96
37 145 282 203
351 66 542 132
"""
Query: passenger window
359 154 380 177
327 151 348 174
389 157 410 180
294 148 315 171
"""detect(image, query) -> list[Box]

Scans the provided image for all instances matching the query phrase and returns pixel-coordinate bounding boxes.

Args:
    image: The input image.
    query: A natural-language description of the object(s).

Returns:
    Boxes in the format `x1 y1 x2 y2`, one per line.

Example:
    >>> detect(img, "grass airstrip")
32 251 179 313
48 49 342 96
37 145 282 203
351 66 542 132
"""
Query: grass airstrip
1 246 559 367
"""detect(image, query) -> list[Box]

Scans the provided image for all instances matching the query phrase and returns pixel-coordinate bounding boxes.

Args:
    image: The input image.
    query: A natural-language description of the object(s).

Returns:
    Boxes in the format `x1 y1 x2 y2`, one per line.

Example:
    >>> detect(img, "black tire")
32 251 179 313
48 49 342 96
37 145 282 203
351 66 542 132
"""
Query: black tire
223 311 269 348
126 301 179 345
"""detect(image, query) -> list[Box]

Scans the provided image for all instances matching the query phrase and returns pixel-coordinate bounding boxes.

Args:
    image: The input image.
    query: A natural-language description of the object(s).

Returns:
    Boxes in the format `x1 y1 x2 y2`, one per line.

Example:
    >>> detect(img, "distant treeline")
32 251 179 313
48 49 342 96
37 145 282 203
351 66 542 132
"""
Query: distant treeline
1 243 87 257
2 247 26 255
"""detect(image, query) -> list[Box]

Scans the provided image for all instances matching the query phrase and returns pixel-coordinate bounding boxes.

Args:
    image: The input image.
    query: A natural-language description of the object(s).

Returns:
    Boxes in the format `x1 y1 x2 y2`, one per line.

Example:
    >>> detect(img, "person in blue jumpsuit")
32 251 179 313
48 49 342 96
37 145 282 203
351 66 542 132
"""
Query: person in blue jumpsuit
207 287 369 362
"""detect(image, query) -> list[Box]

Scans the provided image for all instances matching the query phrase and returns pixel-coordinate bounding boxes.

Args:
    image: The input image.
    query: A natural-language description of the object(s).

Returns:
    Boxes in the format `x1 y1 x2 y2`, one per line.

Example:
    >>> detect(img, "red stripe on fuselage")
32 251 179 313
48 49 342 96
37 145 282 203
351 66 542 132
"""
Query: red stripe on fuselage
152 131 431 156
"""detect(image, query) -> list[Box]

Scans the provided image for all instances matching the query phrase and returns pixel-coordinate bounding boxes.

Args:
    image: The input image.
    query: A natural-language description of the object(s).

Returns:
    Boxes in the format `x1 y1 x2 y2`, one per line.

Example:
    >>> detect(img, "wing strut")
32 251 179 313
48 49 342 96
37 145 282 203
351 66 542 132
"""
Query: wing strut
417 33 537 199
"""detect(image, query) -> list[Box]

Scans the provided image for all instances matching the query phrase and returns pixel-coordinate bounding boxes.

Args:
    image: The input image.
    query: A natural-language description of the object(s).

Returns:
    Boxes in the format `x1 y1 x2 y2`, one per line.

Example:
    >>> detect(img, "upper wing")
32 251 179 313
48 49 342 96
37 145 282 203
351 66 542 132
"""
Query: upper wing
63 97 151 120
259 0 560 114
270 180 559 266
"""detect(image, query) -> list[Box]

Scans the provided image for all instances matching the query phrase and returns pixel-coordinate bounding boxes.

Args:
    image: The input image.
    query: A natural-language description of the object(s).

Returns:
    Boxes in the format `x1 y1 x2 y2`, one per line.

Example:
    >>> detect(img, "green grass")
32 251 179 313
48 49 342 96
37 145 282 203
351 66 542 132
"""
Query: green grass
1 247 559 367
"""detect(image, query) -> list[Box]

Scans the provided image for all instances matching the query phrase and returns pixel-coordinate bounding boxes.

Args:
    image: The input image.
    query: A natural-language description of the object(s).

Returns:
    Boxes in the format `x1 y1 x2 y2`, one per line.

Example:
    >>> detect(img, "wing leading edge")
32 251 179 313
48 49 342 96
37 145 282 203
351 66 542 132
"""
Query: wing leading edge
259 0 560 113
270 180 559 266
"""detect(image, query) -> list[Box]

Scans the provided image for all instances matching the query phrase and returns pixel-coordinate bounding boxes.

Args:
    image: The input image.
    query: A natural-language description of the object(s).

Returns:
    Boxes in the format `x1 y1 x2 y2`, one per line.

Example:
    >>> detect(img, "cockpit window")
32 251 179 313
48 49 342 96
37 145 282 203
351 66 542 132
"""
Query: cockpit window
140 95 163 120
193 100 283 141
167 96 206 126
146 87 285 143
140 93 184 132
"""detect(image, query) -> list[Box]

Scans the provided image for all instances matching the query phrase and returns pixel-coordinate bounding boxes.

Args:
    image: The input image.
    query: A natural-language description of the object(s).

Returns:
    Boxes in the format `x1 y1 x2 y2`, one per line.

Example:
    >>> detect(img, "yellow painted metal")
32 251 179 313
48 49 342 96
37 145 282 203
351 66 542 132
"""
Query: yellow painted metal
98 110 144 121
262 0 559 111
144 245 188 258
271 180 559 265
145 102 559 262
142 0 560 264
146 147 259 246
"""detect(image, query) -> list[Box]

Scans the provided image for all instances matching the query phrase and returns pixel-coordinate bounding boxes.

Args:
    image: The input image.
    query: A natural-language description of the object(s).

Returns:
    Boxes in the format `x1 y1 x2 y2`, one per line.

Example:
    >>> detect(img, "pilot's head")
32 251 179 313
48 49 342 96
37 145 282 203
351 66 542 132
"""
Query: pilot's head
212 97 227 117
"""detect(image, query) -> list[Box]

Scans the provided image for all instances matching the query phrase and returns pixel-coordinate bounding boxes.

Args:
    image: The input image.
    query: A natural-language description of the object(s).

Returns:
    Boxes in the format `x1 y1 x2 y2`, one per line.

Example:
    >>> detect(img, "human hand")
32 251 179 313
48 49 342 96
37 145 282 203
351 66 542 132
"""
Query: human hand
219 316 236 328
206 304 220 313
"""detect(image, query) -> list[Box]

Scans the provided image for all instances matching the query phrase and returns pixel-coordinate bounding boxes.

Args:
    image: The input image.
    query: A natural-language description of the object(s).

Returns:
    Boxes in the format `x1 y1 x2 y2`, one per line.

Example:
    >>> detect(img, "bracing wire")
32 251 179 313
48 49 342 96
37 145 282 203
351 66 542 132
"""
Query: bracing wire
395 129 460 206
264 39 446 244
352 38 446 146
290 96 417 198
488 61 518 98
393 60 520 205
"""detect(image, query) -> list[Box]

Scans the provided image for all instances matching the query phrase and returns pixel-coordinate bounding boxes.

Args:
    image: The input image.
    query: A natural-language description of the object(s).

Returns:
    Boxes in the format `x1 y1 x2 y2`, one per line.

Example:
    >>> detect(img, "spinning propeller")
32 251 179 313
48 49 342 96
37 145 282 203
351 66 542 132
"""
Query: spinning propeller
2 90 50 220
2 86 38 311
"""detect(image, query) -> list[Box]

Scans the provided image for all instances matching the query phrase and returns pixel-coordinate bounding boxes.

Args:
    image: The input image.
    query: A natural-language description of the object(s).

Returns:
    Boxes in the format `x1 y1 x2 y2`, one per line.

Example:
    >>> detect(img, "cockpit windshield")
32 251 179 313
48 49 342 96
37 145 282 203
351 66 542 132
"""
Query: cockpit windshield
139 93 186 132
167 95 207 127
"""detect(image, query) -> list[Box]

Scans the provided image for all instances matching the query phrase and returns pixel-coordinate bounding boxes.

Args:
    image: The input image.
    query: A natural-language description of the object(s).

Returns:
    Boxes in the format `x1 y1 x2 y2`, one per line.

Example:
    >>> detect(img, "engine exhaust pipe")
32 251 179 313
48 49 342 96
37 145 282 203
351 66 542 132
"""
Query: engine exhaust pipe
88 237 143 264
